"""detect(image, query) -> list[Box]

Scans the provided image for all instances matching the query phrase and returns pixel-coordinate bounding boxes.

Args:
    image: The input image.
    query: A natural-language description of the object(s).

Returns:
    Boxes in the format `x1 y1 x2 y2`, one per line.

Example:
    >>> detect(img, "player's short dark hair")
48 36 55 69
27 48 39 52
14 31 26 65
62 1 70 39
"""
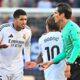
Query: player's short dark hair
57 3 72 19
46 15 59 31
13 9 27 18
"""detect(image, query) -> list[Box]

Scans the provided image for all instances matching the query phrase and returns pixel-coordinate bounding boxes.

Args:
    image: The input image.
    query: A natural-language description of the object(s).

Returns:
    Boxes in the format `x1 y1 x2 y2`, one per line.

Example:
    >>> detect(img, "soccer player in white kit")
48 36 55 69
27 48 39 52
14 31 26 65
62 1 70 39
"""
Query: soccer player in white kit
0 9 32 80
38 15 67 80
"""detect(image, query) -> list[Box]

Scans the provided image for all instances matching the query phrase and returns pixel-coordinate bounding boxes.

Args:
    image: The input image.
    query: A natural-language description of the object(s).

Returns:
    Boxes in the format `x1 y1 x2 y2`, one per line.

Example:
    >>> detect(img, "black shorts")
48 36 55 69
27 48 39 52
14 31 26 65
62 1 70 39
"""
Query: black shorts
67 58 80 80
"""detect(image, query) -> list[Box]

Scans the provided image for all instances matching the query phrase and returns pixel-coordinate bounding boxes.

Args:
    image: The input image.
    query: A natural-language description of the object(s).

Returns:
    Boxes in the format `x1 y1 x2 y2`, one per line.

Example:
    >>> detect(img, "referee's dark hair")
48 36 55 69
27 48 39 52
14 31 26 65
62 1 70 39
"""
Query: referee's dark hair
13 9 27 18
57 3 72 19
46 15 59 31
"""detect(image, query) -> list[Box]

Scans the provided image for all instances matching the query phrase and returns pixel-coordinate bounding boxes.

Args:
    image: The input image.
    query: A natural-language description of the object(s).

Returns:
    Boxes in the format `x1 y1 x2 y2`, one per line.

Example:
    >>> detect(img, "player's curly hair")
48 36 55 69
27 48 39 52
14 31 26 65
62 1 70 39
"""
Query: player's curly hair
13 9 27 18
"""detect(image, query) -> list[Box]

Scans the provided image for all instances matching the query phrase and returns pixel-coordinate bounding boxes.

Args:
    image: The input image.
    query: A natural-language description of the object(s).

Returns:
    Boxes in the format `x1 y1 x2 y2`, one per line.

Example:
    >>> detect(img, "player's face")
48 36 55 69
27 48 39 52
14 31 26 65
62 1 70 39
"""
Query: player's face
53 8 62 24
15 15 27 30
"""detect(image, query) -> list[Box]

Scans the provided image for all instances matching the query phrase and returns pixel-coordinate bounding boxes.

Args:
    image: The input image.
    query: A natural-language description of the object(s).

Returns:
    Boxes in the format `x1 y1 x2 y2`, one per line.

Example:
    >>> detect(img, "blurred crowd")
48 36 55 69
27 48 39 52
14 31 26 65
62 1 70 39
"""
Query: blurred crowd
0 0 80 8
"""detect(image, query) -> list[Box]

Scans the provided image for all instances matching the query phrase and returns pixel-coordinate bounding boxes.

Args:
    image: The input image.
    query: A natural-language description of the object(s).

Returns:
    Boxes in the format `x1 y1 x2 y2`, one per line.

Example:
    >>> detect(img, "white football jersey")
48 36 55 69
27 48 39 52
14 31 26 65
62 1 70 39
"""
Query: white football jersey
0 23 31 73
38 32 66 80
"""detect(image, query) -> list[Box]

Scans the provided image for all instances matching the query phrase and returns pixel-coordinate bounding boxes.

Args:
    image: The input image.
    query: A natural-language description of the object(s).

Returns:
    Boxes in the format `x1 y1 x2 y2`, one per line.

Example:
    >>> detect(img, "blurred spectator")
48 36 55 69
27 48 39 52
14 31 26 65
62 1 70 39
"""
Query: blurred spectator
66 0 74 7
54 0 68 3
31 25 39 35
54 0 74 7
73 0 80 8
2 0 20 7
50 0 57 8
34 0 40 7
2 16 9 23
71 17 77 22
22 0 35 7
0 0 2 7
37 0 52 8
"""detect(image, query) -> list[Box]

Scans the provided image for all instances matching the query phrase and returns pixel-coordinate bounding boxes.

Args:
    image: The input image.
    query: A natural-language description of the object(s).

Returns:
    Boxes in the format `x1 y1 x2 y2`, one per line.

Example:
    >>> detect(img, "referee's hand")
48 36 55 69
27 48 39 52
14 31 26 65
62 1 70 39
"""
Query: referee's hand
64 65 71 78
39 60 53 71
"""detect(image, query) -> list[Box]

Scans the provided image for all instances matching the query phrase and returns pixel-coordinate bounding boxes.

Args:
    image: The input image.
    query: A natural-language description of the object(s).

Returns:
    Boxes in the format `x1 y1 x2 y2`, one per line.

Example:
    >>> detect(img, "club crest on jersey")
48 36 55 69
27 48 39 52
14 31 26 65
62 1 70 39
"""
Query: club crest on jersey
23 34 26 40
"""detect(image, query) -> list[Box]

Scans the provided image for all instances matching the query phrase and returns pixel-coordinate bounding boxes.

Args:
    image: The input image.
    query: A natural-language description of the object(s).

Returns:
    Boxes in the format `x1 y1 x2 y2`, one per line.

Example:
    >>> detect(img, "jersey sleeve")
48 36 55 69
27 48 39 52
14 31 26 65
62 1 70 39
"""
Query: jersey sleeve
52 49 66 63
23 30 32 62
0 32 3 43
52 32 66 63
0 23 10 43
66 26 80 63
0 26 3 43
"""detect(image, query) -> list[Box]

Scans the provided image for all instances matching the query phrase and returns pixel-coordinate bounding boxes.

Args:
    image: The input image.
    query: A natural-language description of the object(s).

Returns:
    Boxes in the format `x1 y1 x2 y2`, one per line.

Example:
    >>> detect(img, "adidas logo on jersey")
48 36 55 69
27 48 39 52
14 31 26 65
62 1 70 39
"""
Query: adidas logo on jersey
9 34 13 37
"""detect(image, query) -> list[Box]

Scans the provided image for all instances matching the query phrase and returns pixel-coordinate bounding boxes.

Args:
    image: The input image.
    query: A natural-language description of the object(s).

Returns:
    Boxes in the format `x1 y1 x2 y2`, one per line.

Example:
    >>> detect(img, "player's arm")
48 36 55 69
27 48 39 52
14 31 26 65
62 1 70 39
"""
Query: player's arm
66 26 80 64
52 50 66 63
24 31 32 62
23 33 31 68
23 30 37 69
0 25 9 48
0 33 8 48
39 48 66 70
28 53 43 68
35 53 43 64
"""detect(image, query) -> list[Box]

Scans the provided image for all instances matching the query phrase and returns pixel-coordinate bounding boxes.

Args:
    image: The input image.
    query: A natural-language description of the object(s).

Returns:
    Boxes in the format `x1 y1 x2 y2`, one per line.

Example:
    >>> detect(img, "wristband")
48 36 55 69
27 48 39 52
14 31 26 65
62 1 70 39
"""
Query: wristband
66 62 72 65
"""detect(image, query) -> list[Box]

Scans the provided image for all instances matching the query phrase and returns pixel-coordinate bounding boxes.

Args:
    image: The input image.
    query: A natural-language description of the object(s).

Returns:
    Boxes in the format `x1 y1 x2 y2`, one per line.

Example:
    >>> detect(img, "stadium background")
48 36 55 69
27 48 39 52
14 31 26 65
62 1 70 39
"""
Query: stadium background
0 0 80 80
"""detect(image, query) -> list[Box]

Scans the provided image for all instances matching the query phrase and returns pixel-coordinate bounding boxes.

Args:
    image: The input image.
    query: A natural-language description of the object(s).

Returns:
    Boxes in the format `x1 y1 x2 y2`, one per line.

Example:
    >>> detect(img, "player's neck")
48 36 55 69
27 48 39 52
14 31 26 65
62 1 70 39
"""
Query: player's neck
61 19 70 28
13 24 21 31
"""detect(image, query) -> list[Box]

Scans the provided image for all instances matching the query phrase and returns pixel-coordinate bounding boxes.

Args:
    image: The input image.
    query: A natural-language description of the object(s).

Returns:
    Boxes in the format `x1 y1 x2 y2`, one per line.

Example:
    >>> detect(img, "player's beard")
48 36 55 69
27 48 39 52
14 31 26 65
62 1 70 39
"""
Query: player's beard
16 26 23 31
22 25 25 29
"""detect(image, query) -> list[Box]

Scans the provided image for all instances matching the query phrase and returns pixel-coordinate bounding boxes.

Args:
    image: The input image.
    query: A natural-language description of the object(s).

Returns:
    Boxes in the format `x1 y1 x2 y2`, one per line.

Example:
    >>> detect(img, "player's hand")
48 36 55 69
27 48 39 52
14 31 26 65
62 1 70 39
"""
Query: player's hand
39 60 53 71
0 44 9 48
24 61 37 69
64 65 71 78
